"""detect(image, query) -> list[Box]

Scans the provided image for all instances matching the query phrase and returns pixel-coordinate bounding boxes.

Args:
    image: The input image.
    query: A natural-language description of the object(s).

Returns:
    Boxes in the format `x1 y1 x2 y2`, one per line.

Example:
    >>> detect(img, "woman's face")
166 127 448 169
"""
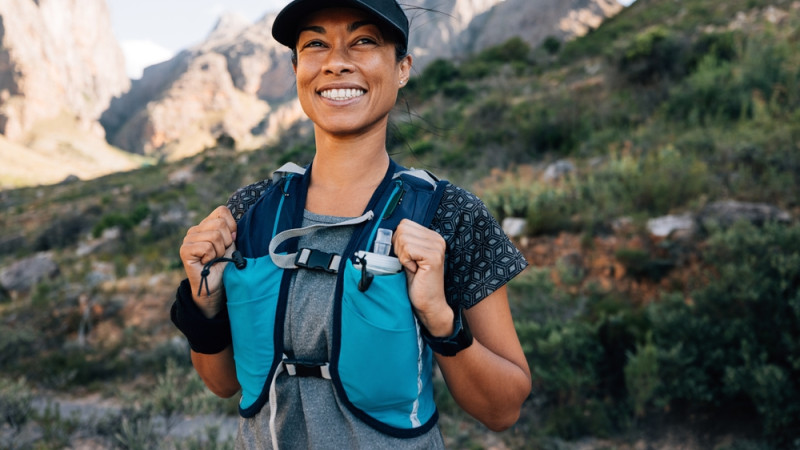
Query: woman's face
294 7 411 138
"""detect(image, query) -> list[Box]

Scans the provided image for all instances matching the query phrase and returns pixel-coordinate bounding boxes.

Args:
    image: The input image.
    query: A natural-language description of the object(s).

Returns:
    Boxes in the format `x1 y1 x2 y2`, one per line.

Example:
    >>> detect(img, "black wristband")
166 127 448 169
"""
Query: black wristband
421 307 473 357
170 278 232 354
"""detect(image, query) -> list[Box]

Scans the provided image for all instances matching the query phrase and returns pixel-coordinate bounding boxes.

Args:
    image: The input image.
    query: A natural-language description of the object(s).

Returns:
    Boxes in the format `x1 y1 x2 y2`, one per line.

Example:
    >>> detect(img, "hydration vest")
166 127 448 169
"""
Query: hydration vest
222 160 449 438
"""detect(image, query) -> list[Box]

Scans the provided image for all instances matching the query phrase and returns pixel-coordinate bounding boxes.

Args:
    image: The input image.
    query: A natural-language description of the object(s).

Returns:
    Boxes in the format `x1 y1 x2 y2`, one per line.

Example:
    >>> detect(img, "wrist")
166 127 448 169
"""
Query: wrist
421 307 474 357
193 290 225 319
417 304 454 337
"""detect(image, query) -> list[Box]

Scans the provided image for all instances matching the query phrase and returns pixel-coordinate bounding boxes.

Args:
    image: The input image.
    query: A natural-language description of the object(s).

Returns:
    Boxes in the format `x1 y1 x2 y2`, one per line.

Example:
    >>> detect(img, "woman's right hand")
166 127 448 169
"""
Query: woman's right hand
179 205 237 318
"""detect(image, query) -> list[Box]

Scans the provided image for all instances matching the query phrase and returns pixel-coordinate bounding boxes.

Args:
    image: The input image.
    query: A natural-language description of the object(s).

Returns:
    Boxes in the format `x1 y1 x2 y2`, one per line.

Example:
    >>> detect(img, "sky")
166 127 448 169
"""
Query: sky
107 0 287 78
108 0 638 80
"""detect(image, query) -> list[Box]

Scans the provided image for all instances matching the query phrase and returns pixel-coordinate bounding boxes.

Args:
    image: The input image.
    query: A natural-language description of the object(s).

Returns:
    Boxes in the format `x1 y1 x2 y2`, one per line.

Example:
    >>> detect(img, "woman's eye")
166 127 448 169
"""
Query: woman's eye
355 37 377 45
302 40 325 49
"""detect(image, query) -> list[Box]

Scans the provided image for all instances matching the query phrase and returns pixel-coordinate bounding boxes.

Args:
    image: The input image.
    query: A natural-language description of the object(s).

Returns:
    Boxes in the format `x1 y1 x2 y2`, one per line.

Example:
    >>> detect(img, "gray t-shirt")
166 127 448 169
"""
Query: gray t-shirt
235 210 446 450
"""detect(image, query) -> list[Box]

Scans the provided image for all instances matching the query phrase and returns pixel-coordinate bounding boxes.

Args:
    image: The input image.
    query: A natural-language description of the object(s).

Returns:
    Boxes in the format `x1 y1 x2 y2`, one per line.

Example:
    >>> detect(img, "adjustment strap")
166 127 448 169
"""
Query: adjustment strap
269 211 374 269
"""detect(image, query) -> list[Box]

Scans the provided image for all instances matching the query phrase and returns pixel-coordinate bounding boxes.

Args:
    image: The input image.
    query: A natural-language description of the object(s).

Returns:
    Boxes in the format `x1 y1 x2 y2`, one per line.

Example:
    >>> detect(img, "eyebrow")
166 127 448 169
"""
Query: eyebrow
297 20 380 37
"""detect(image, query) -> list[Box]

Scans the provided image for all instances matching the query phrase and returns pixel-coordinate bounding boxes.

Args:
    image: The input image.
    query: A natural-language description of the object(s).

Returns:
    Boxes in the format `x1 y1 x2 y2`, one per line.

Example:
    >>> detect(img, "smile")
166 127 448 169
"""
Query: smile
319 88 366 101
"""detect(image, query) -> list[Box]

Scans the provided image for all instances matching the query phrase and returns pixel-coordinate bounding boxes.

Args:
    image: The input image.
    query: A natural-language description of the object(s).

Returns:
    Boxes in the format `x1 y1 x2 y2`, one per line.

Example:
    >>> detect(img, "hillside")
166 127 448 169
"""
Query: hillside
2 0 800 448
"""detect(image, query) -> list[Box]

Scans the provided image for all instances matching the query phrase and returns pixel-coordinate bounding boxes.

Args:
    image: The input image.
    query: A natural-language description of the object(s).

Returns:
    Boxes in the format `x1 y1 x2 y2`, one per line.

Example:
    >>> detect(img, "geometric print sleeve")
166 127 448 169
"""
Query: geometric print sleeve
430 184 529 310
225 178 273 221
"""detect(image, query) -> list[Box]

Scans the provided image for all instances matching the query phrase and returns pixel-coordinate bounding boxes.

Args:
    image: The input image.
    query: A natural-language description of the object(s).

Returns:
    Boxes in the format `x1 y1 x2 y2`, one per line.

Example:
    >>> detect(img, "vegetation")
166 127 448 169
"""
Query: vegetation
2 0 800 447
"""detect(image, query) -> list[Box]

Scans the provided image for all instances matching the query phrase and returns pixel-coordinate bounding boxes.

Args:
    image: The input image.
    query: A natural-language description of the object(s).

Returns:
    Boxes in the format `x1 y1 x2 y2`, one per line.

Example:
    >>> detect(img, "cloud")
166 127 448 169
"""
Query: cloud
119 39 174 80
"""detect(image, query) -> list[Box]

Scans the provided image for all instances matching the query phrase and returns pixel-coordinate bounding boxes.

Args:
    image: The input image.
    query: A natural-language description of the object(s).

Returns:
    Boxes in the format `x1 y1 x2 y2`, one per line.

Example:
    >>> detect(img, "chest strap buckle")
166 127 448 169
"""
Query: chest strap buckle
282 358 332 379
295 248 340 273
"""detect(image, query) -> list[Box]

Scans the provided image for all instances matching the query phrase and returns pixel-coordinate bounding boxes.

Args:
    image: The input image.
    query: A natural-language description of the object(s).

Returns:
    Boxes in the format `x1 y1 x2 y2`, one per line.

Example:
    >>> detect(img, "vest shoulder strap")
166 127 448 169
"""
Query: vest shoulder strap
272 162 307 183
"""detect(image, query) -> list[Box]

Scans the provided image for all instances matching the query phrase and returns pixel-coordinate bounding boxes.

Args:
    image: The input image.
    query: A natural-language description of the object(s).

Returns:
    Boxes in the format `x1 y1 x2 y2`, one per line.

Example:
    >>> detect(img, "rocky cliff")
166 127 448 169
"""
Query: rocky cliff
0 0 140 187
0 0 129 140
101 12 303 158
464 0 623 52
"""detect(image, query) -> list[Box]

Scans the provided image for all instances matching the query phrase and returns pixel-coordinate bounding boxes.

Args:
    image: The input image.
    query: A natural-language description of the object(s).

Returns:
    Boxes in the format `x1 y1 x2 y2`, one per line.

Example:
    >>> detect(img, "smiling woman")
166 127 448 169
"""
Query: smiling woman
170 1 532 448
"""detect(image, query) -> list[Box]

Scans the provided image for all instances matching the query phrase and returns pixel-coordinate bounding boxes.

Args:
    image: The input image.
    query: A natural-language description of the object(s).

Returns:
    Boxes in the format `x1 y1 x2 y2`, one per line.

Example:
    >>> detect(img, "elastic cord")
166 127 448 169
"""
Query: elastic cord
198 251 247 297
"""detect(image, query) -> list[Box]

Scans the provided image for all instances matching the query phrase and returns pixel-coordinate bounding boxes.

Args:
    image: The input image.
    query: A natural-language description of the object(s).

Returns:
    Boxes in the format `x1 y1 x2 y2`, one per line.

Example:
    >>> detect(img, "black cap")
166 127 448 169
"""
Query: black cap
272 0 409 50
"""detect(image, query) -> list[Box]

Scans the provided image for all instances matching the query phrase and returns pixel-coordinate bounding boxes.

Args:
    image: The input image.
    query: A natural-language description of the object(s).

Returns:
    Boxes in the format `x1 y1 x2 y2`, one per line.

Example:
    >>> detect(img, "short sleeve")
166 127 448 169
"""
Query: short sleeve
430 184 529 310
226 179 272 221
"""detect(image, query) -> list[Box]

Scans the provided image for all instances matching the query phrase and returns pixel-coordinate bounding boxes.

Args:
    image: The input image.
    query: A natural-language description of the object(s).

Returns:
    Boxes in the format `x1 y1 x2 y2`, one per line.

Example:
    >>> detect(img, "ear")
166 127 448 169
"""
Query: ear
398 54 412 85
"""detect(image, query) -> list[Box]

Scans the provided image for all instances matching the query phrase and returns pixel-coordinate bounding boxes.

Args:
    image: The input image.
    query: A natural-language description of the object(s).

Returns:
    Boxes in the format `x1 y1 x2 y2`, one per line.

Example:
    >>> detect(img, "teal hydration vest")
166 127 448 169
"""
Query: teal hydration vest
222 160 449 438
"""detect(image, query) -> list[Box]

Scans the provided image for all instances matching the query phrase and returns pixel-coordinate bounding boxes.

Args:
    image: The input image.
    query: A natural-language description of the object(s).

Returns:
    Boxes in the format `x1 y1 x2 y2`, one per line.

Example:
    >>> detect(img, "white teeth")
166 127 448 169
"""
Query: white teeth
320 88 365 101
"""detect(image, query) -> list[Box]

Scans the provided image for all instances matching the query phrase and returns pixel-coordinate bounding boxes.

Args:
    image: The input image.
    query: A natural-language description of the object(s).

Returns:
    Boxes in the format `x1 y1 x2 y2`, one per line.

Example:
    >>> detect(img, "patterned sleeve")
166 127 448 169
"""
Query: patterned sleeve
431 184 529 310
226 179 273 221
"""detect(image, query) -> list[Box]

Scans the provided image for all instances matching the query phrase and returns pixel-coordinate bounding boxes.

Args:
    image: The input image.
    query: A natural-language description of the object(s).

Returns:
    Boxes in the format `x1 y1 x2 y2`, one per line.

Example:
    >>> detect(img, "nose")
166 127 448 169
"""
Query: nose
322 45 355 75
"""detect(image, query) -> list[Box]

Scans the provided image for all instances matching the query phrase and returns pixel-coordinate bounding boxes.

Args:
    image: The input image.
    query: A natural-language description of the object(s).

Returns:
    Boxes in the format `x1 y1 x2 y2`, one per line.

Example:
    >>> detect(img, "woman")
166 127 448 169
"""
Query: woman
171 0 531 448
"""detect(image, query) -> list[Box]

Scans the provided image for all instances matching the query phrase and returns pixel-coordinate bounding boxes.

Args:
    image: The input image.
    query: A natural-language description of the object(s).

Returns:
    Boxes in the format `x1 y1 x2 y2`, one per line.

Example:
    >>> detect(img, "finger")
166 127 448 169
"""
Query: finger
180 241 220 266
211 205 237 234
185 228 232 255
187 220 235 247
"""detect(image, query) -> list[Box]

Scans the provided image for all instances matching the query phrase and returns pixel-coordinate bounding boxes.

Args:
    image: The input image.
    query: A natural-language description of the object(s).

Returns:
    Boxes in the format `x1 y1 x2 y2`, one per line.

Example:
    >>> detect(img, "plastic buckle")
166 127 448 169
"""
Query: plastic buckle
295 248 339 273
283 359 331 379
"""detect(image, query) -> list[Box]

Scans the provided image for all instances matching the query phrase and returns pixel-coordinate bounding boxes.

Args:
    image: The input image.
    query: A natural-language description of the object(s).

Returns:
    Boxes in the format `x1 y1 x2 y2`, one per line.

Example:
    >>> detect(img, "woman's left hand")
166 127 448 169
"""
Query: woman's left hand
392 219 454 336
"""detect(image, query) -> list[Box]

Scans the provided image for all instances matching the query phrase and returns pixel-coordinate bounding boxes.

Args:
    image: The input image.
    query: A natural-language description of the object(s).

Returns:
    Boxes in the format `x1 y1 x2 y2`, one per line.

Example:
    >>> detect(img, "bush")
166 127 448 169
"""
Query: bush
0 377 34 433
648 222 800 445
92 203 151 238
542 36 561 55
618 26 688 85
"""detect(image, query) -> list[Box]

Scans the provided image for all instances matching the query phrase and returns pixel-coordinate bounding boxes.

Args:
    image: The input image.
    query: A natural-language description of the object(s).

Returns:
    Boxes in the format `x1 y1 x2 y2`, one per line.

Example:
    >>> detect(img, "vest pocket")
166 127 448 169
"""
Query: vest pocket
224 258 283 410
339 260 427 429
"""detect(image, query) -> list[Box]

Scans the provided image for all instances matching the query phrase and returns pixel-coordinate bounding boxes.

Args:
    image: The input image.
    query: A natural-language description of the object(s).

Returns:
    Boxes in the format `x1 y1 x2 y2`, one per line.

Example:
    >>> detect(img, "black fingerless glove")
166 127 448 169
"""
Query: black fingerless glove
170 278 232 354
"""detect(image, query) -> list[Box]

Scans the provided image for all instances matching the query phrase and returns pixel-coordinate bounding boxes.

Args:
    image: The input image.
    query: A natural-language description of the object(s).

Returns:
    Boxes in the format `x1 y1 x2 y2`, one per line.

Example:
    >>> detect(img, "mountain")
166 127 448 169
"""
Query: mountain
100 12 304 159
100 0 623 161
0 0 142 188
463 0 622 52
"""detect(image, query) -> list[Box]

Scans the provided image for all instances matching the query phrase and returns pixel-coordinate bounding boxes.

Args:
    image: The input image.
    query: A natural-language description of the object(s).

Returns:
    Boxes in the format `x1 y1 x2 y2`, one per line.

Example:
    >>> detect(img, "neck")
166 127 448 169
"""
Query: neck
304 123 392 216
310 122 391 190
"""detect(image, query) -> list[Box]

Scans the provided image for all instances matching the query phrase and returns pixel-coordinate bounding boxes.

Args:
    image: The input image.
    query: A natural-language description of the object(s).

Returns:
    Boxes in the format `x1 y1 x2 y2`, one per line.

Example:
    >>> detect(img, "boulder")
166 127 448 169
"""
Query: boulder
647 213 697 239
698 200 791 230
0 253 60 292
543 159 576 182
502 217 528 237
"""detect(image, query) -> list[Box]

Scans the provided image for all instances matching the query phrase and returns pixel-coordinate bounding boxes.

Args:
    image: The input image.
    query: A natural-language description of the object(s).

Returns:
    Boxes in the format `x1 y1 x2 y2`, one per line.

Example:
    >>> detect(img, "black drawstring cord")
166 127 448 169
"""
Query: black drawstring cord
357 255 374 292
198 250 247 297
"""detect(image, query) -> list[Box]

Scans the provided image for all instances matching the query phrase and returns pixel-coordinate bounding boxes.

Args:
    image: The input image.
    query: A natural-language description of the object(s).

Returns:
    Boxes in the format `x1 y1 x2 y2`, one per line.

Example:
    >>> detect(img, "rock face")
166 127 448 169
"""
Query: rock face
464 0 623 52
101 13 301 158
0 0 129 141
405 0 505 67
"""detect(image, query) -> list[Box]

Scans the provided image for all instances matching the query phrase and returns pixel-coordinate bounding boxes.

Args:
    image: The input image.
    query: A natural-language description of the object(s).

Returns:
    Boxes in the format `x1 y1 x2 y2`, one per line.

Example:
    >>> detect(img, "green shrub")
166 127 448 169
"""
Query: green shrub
619 26 688 85
92 203 151 238
542 36 561 55
648 222 800 445
0 377 34 436
624 333 660 417
526 189 577 235
517 320 607 438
